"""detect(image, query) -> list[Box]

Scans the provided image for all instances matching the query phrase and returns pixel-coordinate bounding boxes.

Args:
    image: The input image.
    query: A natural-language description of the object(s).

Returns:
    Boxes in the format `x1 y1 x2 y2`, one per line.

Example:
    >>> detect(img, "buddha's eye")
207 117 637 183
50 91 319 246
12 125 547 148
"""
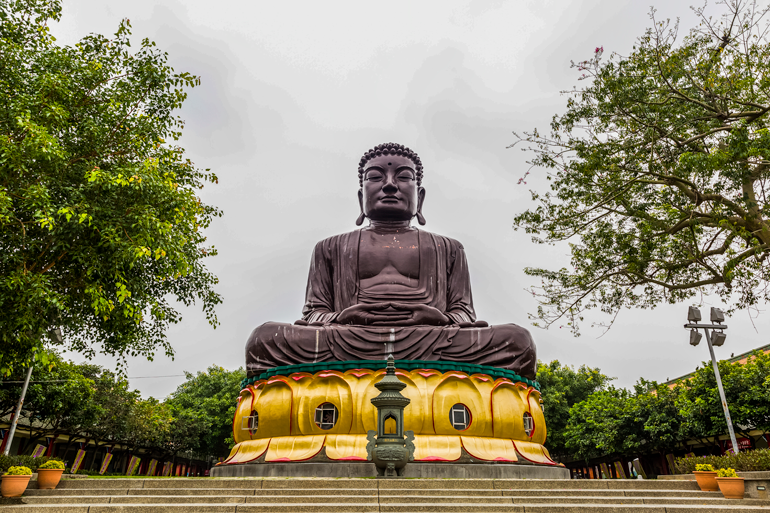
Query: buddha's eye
397 171 415 181
365 170 384 182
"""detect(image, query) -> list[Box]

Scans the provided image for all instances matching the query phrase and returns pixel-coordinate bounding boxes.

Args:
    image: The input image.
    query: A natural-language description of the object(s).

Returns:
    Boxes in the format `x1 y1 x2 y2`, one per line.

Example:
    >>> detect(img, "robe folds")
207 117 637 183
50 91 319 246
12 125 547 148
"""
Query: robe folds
246 229 537 379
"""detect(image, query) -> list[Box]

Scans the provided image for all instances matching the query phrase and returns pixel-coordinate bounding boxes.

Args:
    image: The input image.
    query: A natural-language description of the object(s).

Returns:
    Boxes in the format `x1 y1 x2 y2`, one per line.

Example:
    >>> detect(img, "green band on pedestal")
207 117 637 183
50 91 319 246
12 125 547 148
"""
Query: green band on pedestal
241 360 539 391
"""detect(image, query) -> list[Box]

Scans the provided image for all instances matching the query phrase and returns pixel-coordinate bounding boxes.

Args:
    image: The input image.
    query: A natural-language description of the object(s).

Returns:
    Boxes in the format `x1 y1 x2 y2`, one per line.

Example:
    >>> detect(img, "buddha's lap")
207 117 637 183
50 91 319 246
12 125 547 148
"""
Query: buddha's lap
251 321 532 339
246 321 536 379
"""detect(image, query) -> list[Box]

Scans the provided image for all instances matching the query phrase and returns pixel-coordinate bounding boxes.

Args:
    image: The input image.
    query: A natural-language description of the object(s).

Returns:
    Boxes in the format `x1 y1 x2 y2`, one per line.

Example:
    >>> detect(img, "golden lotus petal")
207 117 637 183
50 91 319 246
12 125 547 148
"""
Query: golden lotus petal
406 368 443 434
492 380 528 440
223 443 240 464
232 386 256 444
265 435 325 462
413 435 461 462
227 438 270 464
461 436 518 462
297 370 353 435
325 434 369 461
253 377 293 439
527 388 547 445
433 373 489 436
343 369 379 434
513 440 556 465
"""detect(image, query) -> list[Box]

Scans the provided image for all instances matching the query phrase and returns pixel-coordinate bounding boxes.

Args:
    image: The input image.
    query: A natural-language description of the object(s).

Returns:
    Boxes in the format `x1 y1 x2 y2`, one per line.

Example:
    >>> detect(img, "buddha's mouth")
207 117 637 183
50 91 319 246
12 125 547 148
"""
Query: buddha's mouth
380 197 401 203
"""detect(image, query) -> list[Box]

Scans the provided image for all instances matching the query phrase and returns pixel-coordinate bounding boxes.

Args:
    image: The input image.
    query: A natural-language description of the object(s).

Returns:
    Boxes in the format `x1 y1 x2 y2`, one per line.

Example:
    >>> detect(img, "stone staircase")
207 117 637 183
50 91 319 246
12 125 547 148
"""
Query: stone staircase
2 477 770 512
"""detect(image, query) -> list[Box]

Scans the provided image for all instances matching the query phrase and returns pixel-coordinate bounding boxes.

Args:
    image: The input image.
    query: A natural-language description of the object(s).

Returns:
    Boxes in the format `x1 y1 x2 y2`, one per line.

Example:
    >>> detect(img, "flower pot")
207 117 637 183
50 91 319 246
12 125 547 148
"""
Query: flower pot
36 468 64 490
1 475 31 498
716 476 745 499
693 470 719 491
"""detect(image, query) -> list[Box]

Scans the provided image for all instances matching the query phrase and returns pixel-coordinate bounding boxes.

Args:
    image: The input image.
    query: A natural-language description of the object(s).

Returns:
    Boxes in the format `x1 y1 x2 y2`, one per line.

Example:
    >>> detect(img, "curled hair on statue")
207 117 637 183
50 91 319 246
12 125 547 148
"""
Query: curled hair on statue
358 142 424 187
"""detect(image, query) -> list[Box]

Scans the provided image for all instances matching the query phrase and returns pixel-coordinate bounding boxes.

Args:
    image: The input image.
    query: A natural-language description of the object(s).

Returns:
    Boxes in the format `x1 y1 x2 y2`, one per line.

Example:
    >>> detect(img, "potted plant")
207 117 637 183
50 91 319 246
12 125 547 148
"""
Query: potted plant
693 463 718 491
716 467 745 499
36 460 66 489
1 466 32 498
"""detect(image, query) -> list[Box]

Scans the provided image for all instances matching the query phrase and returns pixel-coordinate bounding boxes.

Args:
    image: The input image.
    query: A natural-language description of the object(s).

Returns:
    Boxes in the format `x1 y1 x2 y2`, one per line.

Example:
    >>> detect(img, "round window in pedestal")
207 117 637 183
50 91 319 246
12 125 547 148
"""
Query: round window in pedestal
248 410 259 434
449 403 471 431
314 403 338 430
523 411 534 437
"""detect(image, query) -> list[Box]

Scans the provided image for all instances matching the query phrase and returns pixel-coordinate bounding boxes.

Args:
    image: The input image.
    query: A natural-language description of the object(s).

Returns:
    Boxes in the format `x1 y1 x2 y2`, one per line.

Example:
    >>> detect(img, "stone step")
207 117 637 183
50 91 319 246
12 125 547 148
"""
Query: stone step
502 490 722 498
0 504 380 512
390 496 769 505
25 488 382 497
21 487 724 499
492 480 701 491
49 478 702 491
19 494 770 505
3 503 770 512
380 506 770 512
22 495 379 504
42 495 770 505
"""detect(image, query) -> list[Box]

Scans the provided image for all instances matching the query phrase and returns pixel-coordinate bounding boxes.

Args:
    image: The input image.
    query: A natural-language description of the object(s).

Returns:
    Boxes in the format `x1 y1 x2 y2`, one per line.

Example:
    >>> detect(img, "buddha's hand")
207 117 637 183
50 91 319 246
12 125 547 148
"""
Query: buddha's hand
386 303 451 326
337 303 412 325
456 320 489 328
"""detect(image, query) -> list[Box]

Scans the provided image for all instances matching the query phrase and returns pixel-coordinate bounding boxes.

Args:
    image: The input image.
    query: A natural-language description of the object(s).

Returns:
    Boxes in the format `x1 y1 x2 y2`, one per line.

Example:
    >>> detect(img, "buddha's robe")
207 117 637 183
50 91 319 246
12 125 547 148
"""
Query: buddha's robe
245 230 536 379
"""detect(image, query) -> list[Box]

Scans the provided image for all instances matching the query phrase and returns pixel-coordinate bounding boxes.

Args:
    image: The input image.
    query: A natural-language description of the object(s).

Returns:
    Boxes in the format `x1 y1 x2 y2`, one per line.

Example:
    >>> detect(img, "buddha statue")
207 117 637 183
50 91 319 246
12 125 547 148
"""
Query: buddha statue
246 143 536 380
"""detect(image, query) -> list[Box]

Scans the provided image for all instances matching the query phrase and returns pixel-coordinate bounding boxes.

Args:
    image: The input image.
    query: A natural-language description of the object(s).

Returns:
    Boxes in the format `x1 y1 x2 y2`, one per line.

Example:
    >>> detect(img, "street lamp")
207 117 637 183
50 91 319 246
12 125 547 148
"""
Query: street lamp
684 306 739 454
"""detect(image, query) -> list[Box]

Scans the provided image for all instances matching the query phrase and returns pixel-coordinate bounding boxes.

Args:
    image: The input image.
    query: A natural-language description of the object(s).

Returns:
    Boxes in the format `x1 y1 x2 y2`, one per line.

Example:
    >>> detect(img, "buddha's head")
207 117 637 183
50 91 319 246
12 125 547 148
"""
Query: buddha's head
357 143 426 226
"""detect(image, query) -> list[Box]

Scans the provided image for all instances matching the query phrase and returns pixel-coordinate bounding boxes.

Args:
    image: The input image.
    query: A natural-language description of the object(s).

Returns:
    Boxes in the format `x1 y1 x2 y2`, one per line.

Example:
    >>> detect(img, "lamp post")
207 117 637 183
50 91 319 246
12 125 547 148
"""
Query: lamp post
2 359 34 456
684 306 739 454
3 328 61 456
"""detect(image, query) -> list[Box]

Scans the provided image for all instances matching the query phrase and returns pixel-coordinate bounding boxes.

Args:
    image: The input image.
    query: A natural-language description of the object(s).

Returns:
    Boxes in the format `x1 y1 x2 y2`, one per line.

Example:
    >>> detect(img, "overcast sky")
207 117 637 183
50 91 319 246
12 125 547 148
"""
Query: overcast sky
54 0 770 399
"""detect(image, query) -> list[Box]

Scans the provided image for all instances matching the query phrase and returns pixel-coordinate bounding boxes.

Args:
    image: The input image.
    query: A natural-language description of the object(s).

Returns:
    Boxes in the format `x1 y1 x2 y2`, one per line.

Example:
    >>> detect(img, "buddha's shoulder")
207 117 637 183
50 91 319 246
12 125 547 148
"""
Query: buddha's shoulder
422 231 465 251
310 230 359 252
312 229 465 251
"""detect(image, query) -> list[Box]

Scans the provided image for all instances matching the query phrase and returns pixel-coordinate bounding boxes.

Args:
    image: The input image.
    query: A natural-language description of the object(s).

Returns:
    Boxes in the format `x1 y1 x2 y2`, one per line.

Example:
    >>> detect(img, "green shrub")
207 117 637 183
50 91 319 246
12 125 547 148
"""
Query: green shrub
717 467 738 478
4 466 32 476
695 463 716 472
0 455 58 473
38 460 65 470
70 469 124 476
675 449 770 473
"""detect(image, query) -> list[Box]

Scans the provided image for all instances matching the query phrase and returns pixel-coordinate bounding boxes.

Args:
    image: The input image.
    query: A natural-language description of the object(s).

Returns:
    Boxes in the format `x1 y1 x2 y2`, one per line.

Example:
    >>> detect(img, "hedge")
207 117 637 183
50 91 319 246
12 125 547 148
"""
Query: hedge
674 449 770 473
0 455 62 473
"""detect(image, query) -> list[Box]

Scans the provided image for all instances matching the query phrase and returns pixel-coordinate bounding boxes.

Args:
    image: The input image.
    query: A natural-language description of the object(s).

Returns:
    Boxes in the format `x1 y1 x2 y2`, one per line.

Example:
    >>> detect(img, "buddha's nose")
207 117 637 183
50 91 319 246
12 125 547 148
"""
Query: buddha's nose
382 177 398 192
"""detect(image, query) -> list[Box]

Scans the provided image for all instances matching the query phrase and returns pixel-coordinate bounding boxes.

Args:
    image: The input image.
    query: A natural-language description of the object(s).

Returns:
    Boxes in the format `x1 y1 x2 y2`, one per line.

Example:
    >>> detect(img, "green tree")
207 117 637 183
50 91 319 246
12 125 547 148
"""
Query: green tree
732 350 770 438
121 397 171 464
511 0 770 333
0 0 221 374
564 379 685 461
536 360 612 458
634 379 685 454
81 369 138 470
565 387 639 460
160 406 206 466
0 351 98 453
679 351 770 449
165 365 245 458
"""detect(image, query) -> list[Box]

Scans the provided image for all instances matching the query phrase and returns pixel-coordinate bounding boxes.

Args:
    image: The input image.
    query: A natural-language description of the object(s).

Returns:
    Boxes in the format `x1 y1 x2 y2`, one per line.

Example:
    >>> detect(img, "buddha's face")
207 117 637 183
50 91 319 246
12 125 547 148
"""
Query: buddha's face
359 154 425 222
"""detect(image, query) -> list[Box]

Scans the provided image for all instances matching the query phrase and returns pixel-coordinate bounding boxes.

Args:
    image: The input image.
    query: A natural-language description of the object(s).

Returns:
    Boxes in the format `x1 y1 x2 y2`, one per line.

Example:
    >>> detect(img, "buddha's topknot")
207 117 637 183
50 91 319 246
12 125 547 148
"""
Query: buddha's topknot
358 142 423 187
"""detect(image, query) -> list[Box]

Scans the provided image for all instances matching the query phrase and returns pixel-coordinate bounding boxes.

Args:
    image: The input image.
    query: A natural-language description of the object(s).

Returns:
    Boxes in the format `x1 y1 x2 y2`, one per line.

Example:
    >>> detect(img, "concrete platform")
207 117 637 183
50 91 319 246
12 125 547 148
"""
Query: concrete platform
211 462 570 479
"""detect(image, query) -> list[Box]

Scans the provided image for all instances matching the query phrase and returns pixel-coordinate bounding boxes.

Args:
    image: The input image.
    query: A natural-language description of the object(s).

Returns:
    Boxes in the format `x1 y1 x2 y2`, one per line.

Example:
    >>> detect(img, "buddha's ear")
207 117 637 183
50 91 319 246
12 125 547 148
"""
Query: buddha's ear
356 189 366 226
416 187 426 226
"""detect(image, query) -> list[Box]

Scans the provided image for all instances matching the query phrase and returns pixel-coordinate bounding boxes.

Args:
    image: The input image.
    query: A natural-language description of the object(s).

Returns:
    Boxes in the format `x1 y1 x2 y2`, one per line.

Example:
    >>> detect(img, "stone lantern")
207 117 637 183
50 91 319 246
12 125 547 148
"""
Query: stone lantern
366 355 415 477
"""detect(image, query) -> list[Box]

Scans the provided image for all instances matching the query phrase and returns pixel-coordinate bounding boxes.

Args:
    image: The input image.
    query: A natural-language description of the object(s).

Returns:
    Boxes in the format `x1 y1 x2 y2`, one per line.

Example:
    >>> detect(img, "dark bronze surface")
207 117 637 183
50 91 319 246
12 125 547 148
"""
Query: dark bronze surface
246 143 536 379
